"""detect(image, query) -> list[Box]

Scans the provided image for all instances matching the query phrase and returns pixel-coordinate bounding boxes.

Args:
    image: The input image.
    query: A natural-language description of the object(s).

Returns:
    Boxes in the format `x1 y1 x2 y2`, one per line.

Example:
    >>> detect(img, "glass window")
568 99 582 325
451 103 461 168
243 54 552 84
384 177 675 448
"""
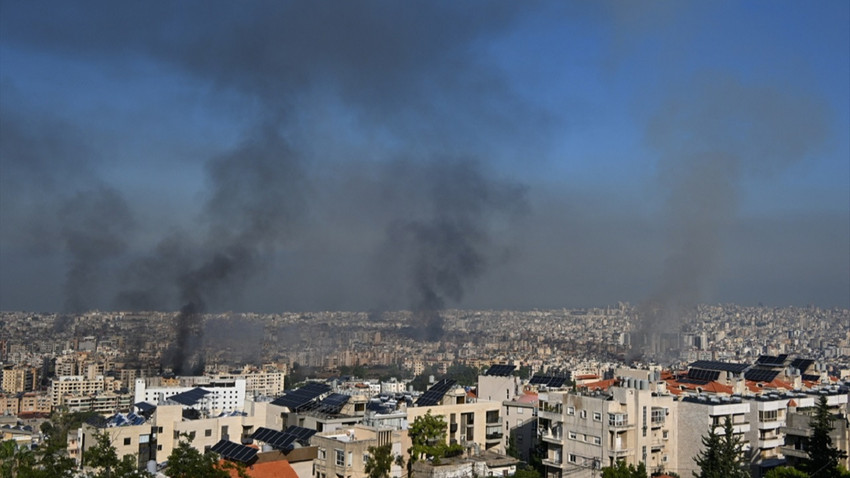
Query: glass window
335 450 344 467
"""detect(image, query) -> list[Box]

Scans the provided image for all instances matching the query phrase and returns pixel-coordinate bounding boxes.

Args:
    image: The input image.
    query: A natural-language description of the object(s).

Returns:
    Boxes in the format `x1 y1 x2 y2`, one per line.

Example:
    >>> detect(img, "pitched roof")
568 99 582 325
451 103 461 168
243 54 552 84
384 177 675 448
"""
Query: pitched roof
222 459 299 478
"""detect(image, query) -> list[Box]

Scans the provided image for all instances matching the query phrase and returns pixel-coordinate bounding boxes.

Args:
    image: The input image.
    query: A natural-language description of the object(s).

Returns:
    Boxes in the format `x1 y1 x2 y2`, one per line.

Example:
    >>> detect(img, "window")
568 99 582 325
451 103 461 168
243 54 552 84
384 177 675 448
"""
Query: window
592 412 601 421
760 410 779 422
593 436 601 445
568 454 577 463
517 408 524 415
579 410 587 419
157 444 162 451
205 429 212 437
335 450 345 467
123 437 131 446
318 448 326 460
567 407 575 416
568 431 577 440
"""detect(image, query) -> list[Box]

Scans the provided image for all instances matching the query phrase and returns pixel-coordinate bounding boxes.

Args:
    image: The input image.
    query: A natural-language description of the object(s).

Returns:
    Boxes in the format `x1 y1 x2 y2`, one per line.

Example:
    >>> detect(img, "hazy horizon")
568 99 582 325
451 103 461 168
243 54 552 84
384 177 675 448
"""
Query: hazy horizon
1 2 848 314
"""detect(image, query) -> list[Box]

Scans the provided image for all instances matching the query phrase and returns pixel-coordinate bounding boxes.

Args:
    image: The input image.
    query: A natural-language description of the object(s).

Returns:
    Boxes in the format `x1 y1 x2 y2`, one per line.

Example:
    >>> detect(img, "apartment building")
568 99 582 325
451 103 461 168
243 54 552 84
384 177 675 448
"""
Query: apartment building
677 396 751 477
49 375 122 407
1 366 38 393
406 380 504 455
781 390 850 470
133 377 247 414
312 425 406 478
539 377 677 478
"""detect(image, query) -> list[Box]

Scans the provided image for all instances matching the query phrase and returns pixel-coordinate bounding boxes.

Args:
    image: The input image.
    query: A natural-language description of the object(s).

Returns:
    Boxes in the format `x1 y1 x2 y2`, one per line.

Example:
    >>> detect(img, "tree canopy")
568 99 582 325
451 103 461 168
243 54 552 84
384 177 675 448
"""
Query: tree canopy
365 444 393 478
800 395 848 478
693 416 748 478
602 460 647 478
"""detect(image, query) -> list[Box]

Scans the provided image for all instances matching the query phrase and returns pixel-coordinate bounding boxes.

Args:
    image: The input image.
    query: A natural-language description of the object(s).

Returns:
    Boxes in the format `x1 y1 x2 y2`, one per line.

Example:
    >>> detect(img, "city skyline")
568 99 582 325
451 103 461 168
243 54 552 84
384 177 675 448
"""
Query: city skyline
1 1 848 314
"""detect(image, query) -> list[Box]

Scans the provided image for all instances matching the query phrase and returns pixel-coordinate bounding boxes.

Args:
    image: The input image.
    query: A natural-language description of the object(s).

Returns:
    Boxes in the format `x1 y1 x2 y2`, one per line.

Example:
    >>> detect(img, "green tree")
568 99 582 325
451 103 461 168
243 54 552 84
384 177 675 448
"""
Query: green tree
602 460 646 478
165 437 249 478
1 440 36 478
82 431 147 478
513 467 541 478
801 395 848 477
693 416 748 478
365 444 393 478
408 411 448 463
764 466 808 478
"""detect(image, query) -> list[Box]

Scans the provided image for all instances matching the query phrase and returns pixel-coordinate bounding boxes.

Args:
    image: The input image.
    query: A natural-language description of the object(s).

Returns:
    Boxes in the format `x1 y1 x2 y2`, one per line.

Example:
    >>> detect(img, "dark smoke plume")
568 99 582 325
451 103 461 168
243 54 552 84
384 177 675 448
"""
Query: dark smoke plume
121 127 306 374
60 186 134 313
631 74 829 362
381 159 526 340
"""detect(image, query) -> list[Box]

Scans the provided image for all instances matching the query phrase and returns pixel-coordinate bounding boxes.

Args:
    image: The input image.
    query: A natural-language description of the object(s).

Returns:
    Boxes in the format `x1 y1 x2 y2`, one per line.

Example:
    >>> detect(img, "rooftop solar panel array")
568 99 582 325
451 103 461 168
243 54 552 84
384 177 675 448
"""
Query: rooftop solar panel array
134 402 156 414
416 379 457 407
169 387 212 406
270 382 332 410
283 425 317 444
756 355 788 366
251 427 297 451
790 358 814 372
801 374 821 382
485 364 516 376
317 393 350 414
744 369 780 382
529 375 568 388
210 440 258 463
688 360 748 374
686 368 721 382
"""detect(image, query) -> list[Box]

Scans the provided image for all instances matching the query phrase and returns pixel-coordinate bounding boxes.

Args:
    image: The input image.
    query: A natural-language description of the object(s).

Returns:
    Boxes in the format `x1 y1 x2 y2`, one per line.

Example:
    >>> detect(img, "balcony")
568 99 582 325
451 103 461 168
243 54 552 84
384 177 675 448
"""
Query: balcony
539 428 563 443
780 446 807 459
608 448 631 458
758 437 783 449
538 409 561 422
542 458 562 467
758 420 783 431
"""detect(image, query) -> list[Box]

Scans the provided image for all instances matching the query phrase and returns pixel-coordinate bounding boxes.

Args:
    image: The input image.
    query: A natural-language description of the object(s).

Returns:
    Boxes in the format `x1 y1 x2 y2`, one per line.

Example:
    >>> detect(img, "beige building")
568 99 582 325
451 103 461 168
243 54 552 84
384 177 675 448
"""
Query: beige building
539 376 677 478
1 366 38 393
312 425 406 478
406 398 504 455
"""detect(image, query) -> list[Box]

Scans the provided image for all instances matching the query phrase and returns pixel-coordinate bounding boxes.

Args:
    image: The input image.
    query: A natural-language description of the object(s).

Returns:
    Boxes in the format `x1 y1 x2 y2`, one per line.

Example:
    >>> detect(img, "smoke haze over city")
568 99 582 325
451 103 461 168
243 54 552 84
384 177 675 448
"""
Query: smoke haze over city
1 1 848 315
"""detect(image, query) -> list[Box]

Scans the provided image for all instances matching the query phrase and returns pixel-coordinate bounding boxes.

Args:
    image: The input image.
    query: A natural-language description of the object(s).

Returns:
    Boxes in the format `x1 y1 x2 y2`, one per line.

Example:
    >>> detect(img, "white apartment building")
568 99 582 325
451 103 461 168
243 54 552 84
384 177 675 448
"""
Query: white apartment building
134 378 246 414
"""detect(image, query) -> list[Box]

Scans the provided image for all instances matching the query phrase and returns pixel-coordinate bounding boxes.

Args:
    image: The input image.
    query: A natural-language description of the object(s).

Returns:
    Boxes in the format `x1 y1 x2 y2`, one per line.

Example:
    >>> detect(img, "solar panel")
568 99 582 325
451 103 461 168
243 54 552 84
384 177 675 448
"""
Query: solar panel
317 393 350 414
416 379 457 407
744 369 780 382
169 387 212 406
485 365 516 376
529 375 568 388
270 382 332 410
688 361 748 374
210 440 258 463
251 427 296 451
135 402 156 414
687 368 721 382
283 426 317 443
801 374 821 382
790 358 814 372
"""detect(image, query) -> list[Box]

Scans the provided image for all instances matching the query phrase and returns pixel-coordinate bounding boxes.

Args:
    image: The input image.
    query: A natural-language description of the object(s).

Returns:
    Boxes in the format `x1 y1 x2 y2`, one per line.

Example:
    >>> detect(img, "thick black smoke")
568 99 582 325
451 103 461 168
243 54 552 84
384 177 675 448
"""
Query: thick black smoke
380 159 527 340
122 128 306 374
632 74 829 362
60 186 134 313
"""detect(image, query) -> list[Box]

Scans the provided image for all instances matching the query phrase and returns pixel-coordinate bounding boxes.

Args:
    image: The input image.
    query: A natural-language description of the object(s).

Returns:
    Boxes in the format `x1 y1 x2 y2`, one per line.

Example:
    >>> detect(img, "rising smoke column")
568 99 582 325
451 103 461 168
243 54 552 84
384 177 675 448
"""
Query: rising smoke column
381 159 526 340
60 185 134 313
632 74 829 362
123 127 307 374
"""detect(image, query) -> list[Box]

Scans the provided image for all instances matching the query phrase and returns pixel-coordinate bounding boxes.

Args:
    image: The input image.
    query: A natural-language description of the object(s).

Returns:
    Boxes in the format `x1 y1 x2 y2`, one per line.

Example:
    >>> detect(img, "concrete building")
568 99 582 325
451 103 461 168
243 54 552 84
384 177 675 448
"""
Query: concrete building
49 375 122 407
502 392 538 463
1 366 38 393
539 375 677 478
134 377 247 414
677 396 751 477
406 395 504 454
311 424 406 478
781 391 850 470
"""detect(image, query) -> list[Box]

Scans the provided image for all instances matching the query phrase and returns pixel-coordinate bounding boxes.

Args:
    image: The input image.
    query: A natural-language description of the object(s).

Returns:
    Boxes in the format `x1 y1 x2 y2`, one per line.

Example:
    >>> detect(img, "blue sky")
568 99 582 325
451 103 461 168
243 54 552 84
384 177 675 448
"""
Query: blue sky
1 1 848 313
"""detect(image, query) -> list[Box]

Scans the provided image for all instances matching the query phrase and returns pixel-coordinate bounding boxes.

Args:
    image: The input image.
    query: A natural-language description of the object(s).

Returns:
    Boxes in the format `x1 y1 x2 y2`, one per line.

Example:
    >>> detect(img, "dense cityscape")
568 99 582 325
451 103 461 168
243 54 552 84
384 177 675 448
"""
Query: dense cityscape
2 1 848 478
1 304 850 477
